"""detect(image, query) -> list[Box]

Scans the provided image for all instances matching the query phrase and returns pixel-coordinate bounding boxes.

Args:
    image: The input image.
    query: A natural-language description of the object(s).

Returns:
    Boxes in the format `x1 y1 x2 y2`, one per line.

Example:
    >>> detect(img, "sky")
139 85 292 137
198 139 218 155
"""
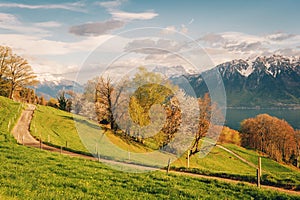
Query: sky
0 0 300 83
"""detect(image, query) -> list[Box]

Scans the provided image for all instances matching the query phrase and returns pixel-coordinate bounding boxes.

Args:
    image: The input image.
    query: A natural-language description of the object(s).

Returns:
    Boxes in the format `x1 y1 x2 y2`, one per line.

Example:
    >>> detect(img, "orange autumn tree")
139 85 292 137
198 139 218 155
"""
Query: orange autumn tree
240 114 297 163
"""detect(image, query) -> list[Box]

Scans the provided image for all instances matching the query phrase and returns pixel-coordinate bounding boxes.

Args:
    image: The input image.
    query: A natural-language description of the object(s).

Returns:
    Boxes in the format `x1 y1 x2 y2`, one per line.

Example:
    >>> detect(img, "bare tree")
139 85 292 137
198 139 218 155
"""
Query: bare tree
5 54 38 99
0 46 11 79
241 114 297 163
95 76 115 129
0 46 12 96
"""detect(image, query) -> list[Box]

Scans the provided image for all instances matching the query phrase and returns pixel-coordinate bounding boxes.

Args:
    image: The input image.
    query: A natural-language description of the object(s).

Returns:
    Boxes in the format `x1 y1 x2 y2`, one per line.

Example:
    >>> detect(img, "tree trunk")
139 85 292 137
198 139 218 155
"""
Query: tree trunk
9 85 14 99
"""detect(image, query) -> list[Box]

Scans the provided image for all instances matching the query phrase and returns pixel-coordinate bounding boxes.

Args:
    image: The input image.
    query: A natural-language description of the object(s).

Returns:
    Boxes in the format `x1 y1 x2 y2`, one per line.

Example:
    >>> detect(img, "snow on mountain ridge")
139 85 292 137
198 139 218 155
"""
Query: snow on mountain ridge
218 55 300 78
36 73 64 85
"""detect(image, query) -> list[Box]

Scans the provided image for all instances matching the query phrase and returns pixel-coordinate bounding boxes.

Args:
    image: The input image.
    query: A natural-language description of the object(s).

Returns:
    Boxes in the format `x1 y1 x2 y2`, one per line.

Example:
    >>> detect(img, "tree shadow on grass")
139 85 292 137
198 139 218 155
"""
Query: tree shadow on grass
59 115 101 130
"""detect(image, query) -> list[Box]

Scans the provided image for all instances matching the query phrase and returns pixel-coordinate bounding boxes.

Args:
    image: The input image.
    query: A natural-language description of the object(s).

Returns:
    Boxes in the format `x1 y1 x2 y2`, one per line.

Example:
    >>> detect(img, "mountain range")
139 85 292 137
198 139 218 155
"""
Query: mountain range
35 79 83 100
174 55 300 107
36 55 300 107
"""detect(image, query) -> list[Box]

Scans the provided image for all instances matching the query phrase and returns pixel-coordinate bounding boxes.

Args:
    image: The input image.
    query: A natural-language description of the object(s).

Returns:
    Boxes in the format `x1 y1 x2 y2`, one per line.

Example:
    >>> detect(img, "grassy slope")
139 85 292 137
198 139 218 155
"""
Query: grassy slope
0 97 297 199
31 105 300 180
223 144 300 187
30 106 175 167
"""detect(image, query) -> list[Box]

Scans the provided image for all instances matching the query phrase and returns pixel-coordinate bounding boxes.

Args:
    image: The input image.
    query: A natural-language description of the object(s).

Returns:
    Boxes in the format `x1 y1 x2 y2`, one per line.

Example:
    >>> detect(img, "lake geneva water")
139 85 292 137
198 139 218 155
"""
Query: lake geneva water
225 108 300 130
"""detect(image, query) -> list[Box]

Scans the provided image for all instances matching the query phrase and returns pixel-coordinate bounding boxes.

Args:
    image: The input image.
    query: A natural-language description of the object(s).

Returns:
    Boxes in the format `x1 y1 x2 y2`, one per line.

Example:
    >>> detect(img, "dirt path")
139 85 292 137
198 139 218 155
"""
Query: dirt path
11 104 157 171
11 105 300 196
216 144 258 168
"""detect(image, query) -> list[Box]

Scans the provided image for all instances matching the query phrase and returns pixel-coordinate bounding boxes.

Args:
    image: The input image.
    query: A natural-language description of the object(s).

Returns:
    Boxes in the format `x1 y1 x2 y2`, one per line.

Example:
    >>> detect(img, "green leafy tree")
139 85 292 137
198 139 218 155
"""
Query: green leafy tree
57 91 72 111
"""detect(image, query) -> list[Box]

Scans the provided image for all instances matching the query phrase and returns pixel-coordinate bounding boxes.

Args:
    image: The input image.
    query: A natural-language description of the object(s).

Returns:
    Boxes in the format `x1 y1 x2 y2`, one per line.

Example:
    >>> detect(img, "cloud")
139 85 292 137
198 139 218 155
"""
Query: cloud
0 13 18 24
96 0 124 9
34 21 62 28
180 24 188 34
111 10 158 20
160 25 188 35
266 32 296 41
0 12 48 35
188 18 194 25
200 33 225 44
160 26 176 35
69 19 125 36
224 41 263 52
97 0 157 21
196 31 300 65
273 48 300 57
0 2 85 12
124 39 184 54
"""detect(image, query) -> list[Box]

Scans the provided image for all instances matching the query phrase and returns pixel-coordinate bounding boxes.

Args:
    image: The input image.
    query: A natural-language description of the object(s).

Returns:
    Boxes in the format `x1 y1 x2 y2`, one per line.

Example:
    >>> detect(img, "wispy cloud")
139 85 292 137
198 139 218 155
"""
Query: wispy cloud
34 21 62 28
198 31 300 64
160 25 188 35
0 12 48 35
96 0 125 9
111 10 158 20
124 38 184 54
0 2 86 12
69 19 125 36
97 0 158 21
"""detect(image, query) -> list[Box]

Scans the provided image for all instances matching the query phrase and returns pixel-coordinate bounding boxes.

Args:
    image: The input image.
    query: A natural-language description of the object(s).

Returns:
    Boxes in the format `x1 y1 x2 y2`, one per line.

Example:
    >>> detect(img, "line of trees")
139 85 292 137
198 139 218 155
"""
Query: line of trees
88 67 224 153
0 46 38 101
240 114 300 166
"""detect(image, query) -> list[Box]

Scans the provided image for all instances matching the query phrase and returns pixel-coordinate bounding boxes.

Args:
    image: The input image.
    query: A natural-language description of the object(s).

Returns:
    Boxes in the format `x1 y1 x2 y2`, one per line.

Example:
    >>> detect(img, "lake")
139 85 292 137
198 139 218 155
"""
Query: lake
225 108 300 130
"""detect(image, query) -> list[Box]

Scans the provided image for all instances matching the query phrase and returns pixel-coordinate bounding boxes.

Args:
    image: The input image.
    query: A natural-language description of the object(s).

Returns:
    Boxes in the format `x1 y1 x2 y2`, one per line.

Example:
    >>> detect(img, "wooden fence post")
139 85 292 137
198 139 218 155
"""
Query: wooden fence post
128 148 131 161
257 156 261 188
258 156 262 176
39 137 42 149
65 141 68 149
257 169 260 187
167 158 171 174
60 146 62 154
187 150 190 169
96 143 100 162
7 120 11 132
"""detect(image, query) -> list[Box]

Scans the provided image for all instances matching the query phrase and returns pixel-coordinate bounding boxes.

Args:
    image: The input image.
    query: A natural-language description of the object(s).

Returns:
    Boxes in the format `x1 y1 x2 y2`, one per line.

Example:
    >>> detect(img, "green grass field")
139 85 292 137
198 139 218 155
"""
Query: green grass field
29 104 300 190
1 97 299 199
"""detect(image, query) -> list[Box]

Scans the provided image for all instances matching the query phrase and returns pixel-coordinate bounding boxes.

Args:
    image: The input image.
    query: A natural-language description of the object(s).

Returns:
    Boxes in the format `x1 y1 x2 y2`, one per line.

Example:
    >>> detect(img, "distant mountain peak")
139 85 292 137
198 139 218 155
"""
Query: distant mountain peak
152 65 200 78
217 55 300 78
36 73 64 85
173 54 300 107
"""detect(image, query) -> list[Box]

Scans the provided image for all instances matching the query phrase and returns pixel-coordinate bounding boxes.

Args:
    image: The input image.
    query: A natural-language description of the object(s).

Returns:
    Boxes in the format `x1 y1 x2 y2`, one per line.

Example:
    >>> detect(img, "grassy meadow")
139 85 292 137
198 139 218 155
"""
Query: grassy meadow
0 97 298 199
29 103 300 190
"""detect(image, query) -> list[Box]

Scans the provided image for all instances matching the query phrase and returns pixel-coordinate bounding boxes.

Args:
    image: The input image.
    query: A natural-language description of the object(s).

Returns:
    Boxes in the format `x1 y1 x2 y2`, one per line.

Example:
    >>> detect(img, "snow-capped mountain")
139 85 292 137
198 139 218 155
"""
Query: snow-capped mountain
152 65 199 78
36 78 83 100
173 55 300 107
218 55 300 79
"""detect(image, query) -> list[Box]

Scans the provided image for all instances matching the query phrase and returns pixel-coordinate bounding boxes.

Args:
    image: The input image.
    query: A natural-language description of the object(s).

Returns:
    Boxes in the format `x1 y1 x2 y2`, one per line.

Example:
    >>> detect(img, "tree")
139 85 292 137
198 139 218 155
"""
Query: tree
5 54 38 99
295 130 300 168
0 46 11 80
38 96 47 106
17 87 36 103
47 98 58 108
57 91 72 112
240 114 296 163
0 46 12 96
95 76 115 129
219 126 241 145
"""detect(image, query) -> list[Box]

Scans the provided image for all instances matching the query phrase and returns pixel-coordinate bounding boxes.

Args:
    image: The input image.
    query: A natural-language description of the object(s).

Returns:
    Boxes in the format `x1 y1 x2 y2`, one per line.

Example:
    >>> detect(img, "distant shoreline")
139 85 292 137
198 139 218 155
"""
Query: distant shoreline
227 106 300 110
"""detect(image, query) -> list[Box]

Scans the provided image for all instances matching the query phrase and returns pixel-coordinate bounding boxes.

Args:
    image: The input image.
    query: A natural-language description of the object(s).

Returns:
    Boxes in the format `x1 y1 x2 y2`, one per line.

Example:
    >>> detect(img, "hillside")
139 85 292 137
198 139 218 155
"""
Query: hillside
1 97 298 199
30 104 300 190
